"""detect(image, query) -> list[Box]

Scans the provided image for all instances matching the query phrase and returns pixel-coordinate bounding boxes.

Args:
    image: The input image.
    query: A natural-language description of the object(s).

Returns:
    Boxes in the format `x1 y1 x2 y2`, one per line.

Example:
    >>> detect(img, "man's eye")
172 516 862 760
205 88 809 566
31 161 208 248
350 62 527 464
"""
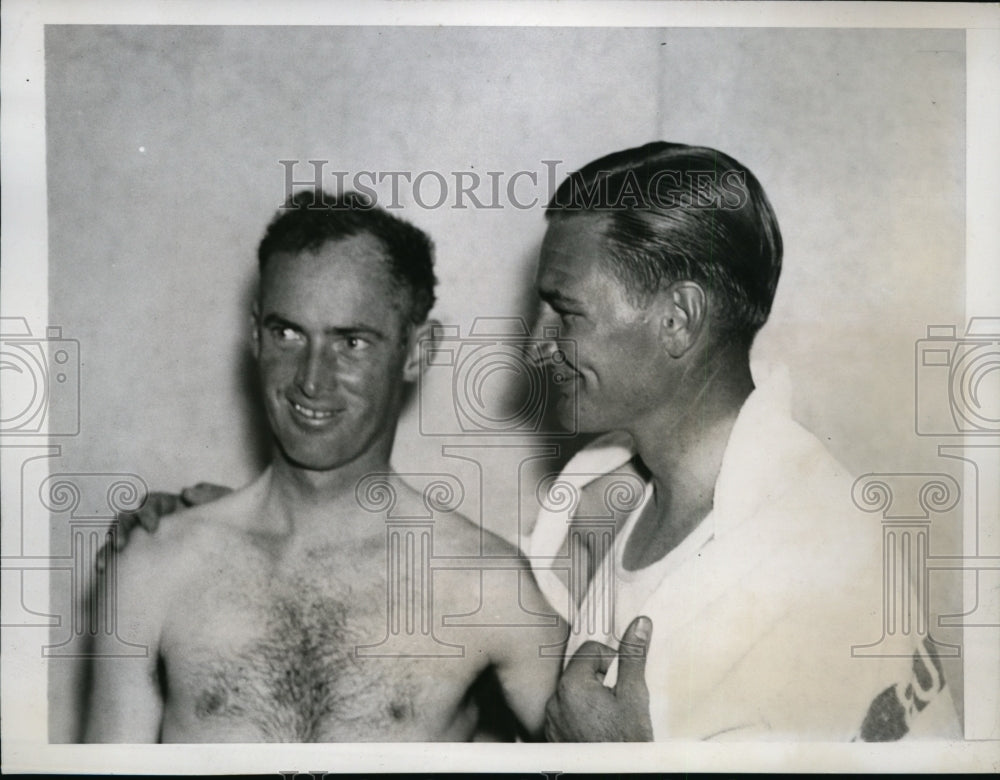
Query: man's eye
270 326 301 342
344 335 370 351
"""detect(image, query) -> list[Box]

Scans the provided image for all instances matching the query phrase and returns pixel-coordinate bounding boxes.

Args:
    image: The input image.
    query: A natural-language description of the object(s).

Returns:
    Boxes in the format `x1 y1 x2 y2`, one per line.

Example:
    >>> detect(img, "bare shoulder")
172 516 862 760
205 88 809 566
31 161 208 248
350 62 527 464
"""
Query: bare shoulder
428 506 522 559
102 510 204 632
115 481 263 597
372 474 503 555
438 512 564 642
153 484 257 545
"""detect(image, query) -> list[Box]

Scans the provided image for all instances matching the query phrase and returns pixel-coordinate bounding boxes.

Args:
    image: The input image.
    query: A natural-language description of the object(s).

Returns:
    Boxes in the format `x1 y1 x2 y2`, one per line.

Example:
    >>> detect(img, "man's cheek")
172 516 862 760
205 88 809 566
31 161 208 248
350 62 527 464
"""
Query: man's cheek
258 353 293 381
332 363 367 387
344 353 402 384
331 368 387 406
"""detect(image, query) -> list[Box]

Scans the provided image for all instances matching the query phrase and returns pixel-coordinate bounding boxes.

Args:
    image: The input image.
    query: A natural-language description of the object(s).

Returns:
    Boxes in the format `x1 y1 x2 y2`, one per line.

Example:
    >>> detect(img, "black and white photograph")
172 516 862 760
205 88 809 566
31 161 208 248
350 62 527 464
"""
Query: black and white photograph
1 0 998 774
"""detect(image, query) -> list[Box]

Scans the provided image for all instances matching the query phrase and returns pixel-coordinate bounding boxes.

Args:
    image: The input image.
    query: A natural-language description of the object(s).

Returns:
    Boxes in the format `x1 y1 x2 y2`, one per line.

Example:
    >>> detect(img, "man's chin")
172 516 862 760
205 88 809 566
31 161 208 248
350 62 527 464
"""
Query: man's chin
555 391 600 435
541 388 572 432
560 401 617 437
275 443 350 473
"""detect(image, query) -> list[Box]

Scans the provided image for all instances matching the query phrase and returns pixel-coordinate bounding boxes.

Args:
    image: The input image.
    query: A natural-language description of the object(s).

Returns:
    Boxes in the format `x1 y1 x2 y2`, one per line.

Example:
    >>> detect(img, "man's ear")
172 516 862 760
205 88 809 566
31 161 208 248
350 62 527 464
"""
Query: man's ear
403 318 439 383
250 303 261 360
658 281 707 358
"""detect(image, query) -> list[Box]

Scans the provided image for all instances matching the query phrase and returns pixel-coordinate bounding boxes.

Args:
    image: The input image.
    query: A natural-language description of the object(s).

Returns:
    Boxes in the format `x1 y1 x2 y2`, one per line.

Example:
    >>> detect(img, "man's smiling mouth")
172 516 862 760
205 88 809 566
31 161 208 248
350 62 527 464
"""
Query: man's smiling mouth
289 399 338 420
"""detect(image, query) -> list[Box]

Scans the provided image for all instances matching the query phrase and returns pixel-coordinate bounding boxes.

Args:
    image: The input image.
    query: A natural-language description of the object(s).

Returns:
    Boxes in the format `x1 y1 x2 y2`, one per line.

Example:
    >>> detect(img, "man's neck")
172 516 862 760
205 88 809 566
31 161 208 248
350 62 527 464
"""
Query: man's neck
260 449 394 539
629 346 754 540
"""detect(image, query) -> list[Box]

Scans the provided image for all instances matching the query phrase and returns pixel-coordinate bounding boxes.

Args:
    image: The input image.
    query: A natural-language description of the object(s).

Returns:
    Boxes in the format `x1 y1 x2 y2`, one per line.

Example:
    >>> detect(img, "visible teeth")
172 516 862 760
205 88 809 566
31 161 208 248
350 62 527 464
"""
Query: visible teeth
292 401 334 420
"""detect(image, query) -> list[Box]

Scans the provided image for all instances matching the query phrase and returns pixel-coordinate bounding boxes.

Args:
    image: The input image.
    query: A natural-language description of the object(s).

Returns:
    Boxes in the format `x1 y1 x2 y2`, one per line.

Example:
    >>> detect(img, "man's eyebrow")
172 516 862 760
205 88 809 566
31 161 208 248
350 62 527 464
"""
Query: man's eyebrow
261 313 301 330
329 324 388 340
261 313 388 340
537 288 582 308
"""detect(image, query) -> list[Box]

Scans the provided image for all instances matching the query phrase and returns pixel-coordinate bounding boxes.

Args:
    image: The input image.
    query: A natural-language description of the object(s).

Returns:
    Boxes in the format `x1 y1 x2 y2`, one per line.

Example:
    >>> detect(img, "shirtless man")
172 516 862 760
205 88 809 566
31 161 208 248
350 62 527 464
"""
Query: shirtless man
85 191 564 742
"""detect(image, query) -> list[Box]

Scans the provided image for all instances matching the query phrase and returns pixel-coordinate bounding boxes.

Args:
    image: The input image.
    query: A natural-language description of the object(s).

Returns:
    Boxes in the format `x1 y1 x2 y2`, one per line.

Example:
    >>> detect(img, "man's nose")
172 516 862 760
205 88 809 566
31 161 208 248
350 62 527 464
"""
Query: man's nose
296 343 336 396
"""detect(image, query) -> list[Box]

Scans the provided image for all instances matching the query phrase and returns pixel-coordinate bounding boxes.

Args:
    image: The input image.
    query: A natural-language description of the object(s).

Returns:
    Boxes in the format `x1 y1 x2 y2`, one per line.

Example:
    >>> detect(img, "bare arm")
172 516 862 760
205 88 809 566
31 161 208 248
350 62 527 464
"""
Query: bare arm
473 538 567 739
492 578 566 738
85 532 167 742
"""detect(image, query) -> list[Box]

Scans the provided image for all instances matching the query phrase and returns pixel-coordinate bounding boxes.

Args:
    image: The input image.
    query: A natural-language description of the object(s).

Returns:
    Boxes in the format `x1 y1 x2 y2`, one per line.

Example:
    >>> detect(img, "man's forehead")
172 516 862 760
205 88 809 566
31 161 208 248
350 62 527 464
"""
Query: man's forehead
265 232 390 276
542 212 609 248
258 233 408 326
261 236 402 305
538 213 611 283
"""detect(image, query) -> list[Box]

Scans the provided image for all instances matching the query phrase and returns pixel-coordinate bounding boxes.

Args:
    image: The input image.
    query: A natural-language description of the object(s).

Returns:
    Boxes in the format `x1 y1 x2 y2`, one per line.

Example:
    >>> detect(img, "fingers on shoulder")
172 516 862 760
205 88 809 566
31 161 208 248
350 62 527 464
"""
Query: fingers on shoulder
123 491 183 534
181 482 233 505
109 509 203 584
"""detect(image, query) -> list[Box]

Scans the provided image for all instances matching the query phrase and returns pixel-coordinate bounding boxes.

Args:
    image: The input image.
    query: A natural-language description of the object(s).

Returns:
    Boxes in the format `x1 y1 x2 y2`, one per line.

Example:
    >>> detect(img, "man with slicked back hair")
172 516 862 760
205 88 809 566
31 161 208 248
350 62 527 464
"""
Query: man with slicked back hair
531 141 961 741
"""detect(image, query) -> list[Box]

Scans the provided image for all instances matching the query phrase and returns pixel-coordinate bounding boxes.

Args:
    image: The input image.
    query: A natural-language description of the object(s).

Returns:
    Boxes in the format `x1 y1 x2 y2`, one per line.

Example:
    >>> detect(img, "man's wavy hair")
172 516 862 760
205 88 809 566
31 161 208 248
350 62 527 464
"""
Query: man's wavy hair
258 189 437 326
546 141 783 347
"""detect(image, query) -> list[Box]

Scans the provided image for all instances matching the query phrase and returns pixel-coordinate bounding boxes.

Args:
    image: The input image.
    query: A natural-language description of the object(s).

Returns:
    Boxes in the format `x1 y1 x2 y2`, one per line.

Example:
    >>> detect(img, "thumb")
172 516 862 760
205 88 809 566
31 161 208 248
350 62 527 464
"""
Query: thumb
616 615 652 694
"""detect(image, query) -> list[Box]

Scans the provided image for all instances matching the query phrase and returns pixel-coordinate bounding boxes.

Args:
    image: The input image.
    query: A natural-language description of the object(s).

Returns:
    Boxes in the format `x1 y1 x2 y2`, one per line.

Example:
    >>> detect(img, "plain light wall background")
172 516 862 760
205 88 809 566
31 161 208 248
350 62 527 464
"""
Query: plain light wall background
44 26 966 741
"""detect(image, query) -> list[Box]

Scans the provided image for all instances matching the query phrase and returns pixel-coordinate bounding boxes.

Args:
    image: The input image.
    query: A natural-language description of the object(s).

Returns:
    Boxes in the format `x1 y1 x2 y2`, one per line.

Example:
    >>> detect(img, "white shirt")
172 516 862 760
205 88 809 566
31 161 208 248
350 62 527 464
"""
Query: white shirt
528 364 961 740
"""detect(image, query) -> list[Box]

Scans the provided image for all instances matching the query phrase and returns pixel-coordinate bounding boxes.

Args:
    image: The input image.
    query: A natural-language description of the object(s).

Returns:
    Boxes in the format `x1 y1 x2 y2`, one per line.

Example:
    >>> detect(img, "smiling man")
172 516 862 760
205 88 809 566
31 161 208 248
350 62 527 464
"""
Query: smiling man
529 142 962 741
85 191 564 742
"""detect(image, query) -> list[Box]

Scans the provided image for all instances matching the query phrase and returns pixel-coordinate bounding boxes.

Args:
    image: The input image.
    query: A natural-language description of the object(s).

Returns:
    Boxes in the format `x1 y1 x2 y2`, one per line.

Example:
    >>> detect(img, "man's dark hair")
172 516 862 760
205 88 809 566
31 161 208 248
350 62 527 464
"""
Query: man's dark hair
258 189 437 325
546 141 782 347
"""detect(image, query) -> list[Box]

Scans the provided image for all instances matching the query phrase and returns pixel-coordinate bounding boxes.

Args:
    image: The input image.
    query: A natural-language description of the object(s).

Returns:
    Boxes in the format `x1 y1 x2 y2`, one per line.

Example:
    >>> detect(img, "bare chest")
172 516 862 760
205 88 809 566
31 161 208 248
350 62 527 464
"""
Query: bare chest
158 542 483 741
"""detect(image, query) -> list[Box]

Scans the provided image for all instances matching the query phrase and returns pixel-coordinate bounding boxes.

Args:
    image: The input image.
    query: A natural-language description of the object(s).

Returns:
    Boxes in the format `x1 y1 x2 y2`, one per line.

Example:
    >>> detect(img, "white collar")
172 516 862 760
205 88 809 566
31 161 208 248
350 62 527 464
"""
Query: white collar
711 361 798 536
556 361 800 542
